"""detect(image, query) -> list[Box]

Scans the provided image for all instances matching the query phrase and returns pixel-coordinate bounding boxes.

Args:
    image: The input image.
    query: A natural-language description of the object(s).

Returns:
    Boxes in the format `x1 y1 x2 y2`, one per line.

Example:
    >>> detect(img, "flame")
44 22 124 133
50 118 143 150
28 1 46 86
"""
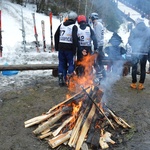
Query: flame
71 101 82 116
67 101 82 130
65 53 102 130
95 121 101 129
68 53 97 92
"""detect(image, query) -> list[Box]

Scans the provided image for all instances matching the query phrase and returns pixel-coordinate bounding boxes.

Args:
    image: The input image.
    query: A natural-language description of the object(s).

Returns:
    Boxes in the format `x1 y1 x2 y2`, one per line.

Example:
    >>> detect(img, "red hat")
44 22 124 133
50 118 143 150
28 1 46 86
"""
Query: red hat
77 15 86 24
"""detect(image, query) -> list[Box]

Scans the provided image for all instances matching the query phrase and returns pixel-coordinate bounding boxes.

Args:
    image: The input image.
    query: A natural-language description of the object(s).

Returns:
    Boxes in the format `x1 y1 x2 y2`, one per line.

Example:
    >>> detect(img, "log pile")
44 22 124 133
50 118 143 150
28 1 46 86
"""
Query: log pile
24 85 131 150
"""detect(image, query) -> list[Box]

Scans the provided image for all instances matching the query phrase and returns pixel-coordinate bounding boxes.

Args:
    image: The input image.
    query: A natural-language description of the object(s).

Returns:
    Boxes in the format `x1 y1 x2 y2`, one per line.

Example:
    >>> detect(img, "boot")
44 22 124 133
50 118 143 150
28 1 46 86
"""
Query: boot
138 83 144 90
58 73 64 86
130 83 137 89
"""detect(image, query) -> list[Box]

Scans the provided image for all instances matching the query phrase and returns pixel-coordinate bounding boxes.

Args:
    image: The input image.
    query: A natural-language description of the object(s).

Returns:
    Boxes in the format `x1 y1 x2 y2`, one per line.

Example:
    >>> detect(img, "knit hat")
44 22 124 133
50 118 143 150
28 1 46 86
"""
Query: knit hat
77 15 86 24
68 11 77 20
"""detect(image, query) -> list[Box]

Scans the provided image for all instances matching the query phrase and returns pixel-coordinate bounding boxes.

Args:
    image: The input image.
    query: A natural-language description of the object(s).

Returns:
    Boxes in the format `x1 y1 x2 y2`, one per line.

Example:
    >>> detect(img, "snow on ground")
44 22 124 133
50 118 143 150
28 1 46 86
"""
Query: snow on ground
1 0 60 65
0 0 149 93
117 1 149 27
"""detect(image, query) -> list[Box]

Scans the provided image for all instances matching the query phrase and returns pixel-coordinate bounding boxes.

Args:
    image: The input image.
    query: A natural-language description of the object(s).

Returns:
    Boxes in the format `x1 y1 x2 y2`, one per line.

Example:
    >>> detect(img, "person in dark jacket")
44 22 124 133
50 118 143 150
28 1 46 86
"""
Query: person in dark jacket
77 15 97 61
75 15 98 76
128 17 150 90
54 11 78 86
104 32 127 74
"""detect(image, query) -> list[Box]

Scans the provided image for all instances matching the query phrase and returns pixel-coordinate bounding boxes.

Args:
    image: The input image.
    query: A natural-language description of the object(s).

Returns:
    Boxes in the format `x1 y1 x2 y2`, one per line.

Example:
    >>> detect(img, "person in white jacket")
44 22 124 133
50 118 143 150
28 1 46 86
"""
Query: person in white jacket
90 12 106 78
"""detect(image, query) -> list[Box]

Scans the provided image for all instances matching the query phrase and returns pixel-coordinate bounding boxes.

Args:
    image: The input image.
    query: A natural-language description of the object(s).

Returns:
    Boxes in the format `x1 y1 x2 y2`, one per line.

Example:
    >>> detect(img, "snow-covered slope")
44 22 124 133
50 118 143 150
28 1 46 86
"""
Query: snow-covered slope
1 0 60 65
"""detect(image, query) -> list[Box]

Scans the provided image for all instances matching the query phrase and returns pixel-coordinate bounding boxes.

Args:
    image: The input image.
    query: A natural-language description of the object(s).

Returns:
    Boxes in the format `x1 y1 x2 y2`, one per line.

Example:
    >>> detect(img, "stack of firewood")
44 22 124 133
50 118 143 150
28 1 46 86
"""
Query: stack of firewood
24 86 131 150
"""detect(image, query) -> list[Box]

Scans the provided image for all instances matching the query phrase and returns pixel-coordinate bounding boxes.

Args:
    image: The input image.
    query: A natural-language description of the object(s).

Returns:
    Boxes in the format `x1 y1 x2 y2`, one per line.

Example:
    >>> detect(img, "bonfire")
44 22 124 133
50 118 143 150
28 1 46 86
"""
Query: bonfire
24 54 132 150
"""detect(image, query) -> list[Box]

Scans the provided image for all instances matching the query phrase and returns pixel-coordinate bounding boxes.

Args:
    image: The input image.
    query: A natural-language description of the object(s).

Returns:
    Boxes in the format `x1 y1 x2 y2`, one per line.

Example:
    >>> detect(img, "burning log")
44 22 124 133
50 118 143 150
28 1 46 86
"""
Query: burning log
81 86 115 130
52 116 74 136
68 108 89 147
75 103 96 150
46 86 90 114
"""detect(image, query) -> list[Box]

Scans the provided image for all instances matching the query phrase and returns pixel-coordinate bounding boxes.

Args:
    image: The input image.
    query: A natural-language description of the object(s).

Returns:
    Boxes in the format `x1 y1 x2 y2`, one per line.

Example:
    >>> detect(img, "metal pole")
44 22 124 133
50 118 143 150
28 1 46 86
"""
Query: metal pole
21 9 26 52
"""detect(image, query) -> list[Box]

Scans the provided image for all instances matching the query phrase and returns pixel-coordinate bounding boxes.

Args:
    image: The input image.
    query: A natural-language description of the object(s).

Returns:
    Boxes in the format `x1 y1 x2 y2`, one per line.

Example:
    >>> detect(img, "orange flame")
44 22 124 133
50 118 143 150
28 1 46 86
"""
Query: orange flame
68 53 97 92
67 101 82 130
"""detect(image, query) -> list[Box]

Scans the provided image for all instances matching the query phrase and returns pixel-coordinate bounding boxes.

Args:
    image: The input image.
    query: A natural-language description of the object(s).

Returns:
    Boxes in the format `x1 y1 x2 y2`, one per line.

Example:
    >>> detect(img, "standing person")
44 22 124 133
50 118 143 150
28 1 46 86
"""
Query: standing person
104 32 127 75
76 15 97 61
54 11 78 86
76 15 98 76
90 12 106 78
128 17 150 90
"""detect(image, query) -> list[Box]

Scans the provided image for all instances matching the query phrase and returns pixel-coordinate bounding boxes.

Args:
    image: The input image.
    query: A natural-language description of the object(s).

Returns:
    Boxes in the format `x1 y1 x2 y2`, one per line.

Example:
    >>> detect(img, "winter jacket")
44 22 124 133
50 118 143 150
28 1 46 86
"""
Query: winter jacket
54 19 78 54
93 20 104 47
128 22 150 54
105 32 126 60
105 44 126 60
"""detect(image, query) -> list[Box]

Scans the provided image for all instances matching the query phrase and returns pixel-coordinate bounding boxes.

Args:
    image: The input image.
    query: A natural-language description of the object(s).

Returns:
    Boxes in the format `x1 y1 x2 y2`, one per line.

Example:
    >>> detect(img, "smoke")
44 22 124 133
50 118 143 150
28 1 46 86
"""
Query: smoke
99 60 125 104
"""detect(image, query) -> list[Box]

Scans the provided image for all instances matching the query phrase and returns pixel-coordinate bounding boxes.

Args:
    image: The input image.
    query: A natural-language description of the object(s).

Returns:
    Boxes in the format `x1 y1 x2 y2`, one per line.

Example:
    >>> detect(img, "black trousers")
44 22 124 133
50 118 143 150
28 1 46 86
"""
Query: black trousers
131 55 148 83
95 46 106 78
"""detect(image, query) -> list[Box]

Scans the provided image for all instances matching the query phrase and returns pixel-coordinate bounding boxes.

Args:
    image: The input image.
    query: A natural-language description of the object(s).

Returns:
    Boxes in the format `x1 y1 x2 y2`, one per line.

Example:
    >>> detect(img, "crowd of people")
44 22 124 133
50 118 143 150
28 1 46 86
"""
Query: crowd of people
54 11 150 90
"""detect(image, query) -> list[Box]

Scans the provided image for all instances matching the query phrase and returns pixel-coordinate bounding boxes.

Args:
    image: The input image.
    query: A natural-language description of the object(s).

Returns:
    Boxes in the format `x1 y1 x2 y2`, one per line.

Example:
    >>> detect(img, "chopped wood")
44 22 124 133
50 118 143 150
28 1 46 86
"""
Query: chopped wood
48 130 72 148
25 85 132 150
81 142 89 150
41 128 51 135
52 116 74 137
75 103 96 150
24 109 60 128
81 86 115 130
68 108 89 147
38 132 52 139
33 109 70 135
99 137 109 149
99 106 115 130
99 130 115 149
106 105 131 128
